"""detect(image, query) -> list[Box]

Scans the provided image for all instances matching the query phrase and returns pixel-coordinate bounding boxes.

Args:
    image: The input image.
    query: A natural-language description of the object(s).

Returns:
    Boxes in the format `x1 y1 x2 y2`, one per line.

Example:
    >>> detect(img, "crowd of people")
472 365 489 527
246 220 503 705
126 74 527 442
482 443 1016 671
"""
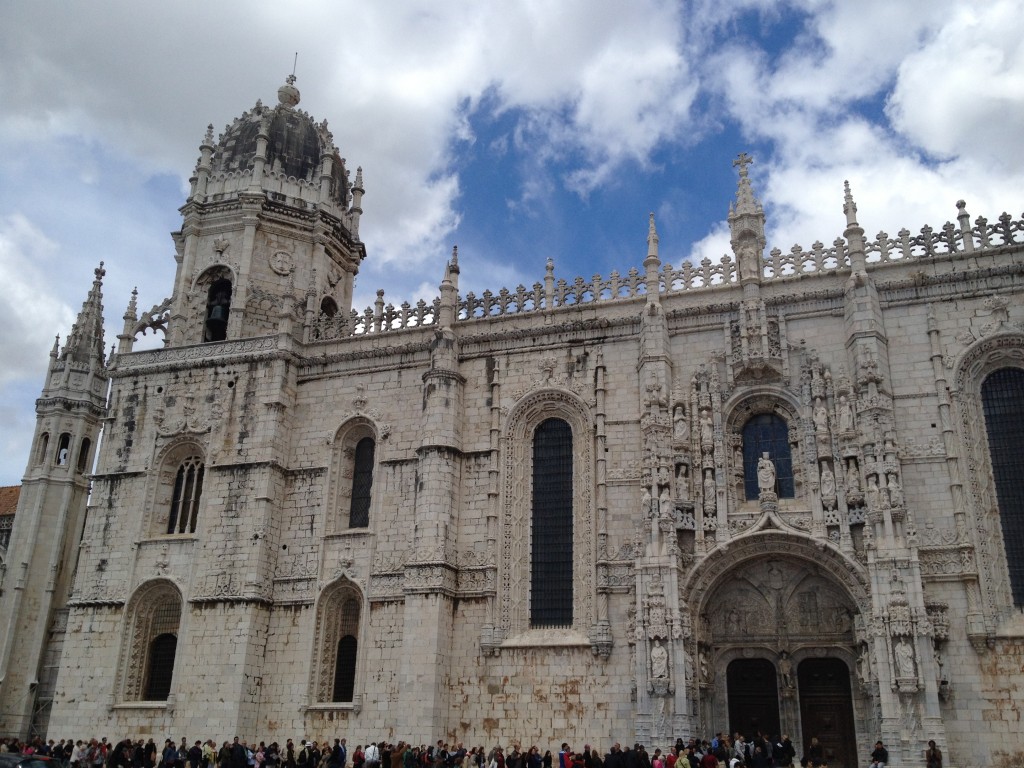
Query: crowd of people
0 732 932 768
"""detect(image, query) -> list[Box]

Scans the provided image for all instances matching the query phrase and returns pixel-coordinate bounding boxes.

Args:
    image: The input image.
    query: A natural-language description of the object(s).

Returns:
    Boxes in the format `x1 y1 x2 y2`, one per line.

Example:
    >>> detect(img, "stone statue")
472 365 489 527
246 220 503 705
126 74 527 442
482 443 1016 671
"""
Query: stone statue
642 487 653 518
757 453 776 493
813 401 829 433
699 650 712 683
838 395 854 432
779 651 795 688
866 475 880 509
703 469 716 515
846 458 861 491
651 640 669 679
895 637 915 678
820 462 837 500
700 410 713 449
673 405 690 443
658 487 671 519
857 647 870 683
887 473 904 507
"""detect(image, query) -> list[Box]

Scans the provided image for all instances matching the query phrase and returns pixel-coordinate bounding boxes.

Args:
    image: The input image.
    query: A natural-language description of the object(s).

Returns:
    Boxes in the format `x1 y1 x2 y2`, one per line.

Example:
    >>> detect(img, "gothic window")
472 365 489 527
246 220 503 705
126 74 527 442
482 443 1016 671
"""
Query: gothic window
119 581 182 702
36 432 49 466
349 438 375 529
981 367 1024 605
167 457 204 534
531 418 573 627
329 420 377 533
312 581 362 704
742 414 794 499
77 437 92 474
500 390 595 641
204 277 232 342
55 433 71 466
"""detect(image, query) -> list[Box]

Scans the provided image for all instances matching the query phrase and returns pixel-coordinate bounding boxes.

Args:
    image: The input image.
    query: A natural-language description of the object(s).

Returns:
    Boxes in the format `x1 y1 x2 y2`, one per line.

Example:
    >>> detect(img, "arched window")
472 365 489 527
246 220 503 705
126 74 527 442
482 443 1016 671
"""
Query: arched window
119 582 182 702
145 633 177 700
331 599 360 702
349 438 375 528
204 278 232 342
981 367 1024 605
55 433 72 466
312 582 362 704
36 432 49 466
321 297 339 318
531 418 573 627
77 437 92 474
329 420 378 533
168 457 204 534
742 414 794 499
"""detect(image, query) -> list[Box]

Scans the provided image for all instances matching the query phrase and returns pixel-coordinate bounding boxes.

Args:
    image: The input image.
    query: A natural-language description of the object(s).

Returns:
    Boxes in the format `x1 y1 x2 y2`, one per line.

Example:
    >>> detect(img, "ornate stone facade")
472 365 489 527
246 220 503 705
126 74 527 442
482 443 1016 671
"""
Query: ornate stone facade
1 79 1023 768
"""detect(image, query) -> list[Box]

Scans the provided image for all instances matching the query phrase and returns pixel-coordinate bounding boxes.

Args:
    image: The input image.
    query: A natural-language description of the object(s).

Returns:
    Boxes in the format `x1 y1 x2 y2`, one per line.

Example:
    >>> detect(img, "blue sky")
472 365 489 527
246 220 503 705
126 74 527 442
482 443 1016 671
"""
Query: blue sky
1 0 1022 485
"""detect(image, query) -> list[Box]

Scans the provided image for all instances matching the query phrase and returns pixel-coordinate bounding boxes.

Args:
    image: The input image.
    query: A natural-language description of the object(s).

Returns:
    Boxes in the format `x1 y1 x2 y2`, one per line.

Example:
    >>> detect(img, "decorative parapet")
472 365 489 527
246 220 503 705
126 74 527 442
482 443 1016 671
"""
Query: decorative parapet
309 203 1023 338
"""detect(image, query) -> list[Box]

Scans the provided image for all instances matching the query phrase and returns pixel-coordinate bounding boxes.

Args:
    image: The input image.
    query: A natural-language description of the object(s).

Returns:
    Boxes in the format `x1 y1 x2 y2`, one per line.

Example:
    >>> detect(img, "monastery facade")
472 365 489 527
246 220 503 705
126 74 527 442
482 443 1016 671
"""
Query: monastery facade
1 78 1023 768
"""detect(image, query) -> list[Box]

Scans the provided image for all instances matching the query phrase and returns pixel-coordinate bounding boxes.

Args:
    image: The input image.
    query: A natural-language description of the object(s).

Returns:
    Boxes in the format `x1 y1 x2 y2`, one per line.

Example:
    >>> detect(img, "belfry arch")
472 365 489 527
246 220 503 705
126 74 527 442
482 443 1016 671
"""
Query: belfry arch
683 531 871 768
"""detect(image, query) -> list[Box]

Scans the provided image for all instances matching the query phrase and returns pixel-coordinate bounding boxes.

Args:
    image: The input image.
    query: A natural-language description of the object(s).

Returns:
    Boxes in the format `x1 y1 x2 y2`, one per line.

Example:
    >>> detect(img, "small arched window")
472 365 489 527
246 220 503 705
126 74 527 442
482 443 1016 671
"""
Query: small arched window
982 367 1024 605
168 457 204 534
55 433 72 466
77 437 92 474
321 297 339 318
313 583 362 704
742 414 794 499
36 433 49 466
332 597 360 702
204 278 232 342
531 418 573 627
349 438 375 529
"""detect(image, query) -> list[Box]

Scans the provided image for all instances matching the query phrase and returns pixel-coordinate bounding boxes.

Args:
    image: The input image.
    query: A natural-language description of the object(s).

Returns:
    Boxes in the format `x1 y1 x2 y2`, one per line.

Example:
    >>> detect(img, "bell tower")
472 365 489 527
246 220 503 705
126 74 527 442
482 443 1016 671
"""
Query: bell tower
162 75 366 347
0 264 109 738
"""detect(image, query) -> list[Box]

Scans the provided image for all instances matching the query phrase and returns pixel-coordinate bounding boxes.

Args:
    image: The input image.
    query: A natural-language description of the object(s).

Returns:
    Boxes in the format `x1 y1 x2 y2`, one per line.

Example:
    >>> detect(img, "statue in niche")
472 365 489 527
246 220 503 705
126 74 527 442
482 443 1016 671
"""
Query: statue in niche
651 640 669 679
779 651 795 689
813 400 829 433
838 395 854 433
887 473 904 507
675 464 690 501
857 647 870 683
699 650 713 683
866 475 881 509
642 487 654 518
895 637 916 678
673 405 690 443
820 462 837 502
700 410 714 450
659 487 672 519
757 453 776 493
846 458 861 491
703 469 716 515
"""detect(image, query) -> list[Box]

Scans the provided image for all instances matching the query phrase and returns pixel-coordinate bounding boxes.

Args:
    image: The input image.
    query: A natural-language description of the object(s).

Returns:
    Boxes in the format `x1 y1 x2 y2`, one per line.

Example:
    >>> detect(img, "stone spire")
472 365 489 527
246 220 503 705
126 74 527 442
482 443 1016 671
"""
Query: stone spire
843 180 868 277
644 213 661 306
727 153 766 288
62 262 107 368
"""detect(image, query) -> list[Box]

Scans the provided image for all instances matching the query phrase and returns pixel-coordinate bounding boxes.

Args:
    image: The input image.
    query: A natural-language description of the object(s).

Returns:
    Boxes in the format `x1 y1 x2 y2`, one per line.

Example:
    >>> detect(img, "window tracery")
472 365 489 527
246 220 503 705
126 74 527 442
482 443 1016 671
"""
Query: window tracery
118 580 182 702
149 441 206 537
311 580 362 703
501 390 594 639
329 419 377 533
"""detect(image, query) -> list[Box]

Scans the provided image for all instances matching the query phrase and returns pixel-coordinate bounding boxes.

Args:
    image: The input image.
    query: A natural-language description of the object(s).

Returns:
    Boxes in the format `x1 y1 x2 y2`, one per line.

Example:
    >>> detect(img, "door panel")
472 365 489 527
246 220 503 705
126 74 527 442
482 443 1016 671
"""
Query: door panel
727 658 781 741
798 658 857 768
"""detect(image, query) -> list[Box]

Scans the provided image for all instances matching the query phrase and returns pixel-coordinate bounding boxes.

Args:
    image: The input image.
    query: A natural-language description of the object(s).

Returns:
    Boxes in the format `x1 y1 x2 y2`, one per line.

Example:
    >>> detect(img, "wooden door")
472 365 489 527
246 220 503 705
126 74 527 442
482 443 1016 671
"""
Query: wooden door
727 658 781 742
798 658 857 768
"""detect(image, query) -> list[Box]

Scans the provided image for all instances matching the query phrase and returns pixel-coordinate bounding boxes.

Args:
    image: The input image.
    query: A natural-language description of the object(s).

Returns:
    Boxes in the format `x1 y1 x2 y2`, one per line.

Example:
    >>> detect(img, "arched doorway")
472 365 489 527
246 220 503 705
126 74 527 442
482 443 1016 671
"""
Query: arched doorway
689 543 866 760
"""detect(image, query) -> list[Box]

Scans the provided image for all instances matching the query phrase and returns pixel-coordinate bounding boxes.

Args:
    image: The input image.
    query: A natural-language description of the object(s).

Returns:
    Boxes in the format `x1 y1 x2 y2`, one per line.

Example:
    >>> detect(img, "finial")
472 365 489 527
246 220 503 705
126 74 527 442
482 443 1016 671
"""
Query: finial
278 69 300 108
648 212 657 237
124 287 138 319
733 152 753 178
95 261 106 283
450 245 459 271
203 124 214 145
843 180 859 227
546 257 555 275
646 212 660 262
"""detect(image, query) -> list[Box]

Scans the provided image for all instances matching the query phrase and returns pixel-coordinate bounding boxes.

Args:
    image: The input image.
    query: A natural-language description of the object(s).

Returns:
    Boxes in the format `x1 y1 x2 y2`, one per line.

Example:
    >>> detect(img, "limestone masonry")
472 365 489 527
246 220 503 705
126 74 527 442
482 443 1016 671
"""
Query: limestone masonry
1 77 1023 768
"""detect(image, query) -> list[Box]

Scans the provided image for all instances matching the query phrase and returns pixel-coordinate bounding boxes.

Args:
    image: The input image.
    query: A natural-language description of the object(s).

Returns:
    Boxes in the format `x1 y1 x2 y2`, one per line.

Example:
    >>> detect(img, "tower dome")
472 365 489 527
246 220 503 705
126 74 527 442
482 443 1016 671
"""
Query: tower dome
210 75 349 206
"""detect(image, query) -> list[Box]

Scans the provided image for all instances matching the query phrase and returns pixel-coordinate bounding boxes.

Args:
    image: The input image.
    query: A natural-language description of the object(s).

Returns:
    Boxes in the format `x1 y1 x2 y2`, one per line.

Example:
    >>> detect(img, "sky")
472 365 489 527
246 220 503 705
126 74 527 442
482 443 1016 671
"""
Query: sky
0 0 1022 486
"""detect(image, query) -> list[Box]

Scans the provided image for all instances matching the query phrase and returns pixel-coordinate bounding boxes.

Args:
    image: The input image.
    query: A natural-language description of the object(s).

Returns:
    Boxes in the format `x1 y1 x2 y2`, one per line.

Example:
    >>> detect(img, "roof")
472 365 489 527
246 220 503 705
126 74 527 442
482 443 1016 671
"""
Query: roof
0 485 20 516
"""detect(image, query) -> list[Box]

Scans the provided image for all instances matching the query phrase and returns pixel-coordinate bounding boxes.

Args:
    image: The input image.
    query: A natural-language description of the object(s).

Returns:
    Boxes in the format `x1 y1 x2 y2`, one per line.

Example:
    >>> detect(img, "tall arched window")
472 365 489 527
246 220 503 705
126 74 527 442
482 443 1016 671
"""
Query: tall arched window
120 581 182 702
531 418 573 627
312 581 362 704
742 414 794 499
349 438 375 529
36 432 49 466
982 367 1024 606
77 437 92 474
168 457 204 534
332 599 360 702
55 433 72 466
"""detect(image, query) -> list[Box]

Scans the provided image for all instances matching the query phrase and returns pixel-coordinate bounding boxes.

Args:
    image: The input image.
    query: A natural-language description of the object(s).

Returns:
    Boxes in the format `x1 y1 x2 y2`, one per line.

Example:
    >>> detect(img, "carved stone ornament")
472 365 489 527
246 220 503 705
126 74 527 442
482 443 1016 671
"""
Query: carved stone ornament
270 250 295 276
